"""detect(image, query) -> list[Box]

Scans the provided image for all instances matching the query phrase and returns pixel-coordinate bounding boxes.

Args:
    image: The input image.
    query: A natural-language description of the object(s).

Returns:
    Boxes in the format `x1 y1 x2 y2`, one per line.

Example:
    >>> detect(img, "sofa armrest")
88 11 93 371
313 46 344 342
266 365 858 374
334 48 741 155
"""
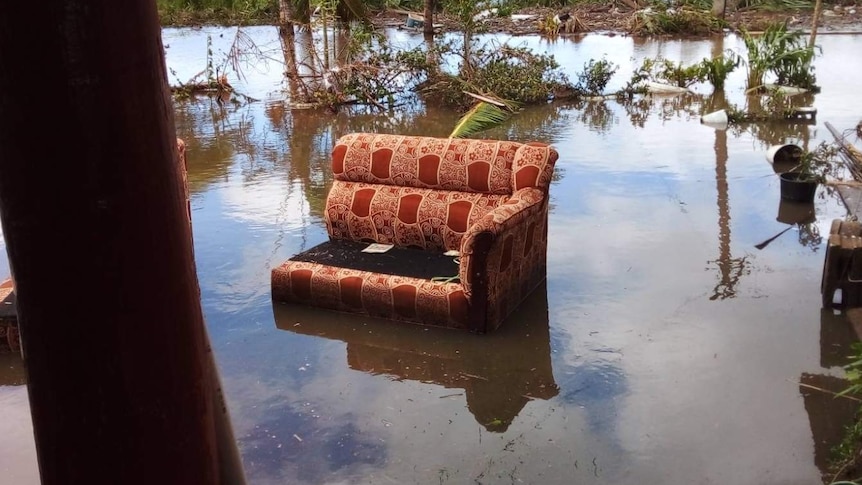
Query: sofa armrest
459 188 548 330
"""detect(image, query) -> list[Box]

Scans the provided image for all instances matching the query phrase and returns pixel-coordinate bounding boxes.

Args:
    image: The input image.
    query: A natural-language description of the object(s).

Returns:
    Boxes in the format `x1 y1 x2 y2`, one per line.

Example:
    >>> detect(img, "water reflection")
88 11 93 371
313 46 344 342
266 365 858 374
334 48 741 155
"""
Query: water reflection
241 405 386 484
708 121 749 300
776 200 823 251
798 309 861 478
621 96 652 128
0 353 25 387
152 30 862 485
576 99 617 133
799 372 857 478
272 284 559 433
818 308 857 369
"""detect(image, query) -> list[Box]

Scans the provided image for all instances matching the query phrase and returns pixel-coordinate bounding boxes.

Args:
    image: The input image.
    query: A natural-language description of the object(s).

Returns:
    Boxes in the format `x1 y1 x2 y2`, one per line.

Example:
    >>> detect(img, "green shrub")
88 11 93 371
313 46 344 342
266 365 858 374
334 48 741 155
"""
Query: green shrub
575 58 618 96
700 51 740 91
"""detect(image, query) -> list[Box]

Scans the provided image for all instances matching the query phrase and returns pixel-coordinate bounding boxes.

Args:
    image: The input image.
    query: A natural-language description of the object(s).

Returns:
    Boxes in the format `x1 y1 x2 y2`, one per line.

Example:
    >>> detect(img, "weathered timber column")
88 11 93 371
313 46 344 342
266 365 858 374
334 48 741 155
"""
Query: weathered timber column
0 2 243 484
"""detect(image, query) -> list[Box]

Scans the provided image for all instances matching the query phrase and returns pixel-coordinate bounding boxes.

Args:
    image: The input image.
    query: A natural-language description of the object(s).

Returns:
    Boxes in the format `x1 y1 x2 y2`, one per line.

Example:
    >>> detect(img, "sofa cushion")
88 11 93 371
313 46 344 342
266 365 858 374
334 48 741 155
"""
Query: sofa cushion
332 133 521 195
326 180 508 251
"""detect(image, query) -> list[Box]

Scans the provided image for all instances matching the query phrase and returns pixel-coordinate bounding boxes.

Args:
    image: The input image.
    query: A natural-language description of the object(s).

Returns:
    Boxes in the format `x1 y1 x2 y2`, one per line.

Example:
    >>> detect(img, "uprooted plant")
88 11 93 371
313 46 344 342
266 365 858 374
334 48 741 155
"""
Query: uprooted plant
628 5 726 36
627 57 706 90
742 22 819 92
170 30 261 104
420 40 574 109
575 58 618 97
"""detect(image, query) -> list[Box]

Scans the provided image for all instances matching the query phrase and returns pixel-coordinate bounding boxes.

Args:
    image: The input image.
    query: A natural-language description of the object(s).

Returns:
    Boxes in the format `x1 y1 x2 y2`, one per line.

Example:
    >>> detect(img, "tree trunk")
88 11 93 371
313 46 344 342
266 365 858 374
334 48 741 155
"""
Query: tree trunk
0 1 244 483
279 0 305 101
809 0 823 48
424 0 436 36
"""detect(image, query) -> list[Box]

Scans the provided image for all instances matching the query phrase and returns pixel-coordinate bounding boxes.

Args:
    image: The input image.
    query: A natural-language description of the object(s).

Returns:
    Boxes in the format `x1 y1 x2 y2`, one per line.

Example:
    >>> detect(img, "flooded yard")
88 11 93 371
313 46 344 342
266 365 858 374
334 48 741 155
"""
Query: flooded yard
2 27 862 484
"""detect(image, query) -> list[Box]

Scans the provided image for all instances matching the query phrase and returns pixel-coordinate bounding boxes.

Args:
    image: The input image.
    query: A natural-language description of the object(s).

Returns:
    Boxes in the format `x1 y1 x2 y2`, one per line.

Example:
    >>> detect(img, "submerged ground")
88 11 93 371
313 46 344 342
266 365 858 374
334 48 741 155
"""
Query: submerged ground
2 27 862 484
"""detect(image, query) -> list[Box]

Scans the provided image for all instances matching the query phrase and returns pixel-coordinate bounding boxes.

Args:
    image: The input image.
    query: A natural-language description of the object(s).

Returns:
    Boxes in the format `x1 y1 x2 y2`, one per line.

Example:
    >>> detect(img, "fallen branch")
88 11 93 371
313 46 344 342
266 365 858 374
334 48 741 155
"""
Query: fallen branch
797 380 862 402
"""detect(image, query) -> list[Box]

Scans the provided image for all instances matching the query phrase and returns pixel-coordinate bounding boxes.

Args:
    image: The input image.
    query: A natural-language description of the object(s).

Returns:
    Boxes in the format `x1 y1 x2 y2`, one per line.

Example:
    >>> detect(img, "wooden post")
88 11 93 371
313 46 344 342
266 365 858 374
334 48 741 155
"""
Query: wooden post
810 0 823 48
424 0 436 36
0 1 244 484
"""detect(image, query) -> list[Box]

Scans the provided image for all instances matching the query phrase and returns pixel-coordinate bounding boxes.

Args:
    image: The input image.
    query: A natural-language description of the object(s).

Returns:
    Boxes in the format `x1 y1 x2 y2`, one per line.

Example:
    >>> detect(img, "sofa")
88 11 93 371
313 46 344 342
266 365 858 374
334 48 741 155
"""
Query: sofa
271 133 558 332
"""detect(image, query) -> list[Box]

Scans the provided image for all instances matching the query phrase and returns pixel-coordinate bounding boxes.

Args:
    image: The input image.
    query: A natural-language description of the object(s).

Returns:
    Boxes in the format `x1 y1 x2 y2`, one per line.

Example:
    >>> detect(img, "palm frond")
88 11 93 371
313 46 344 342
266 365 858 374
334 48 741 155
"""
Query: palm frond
449 102 512 139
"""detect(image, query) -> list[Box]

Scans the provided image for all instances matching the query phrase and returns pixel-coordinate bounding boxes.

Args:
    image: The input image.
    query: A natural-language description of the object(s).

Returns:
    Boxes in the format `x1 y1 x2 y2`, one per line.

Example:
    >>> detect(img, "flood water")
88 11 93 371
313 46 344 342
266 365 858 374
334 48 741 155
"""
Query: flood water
2 28 862 484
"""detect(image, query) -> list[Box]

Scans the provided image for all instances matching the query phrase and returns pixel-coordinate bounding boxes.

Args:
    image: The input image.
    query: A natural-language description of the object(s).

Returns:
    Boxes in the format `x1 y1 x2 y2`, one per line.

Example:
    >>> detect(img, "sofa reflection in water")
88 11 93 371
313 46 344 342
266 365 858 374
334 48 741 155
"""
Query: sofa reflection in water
273 283 558 432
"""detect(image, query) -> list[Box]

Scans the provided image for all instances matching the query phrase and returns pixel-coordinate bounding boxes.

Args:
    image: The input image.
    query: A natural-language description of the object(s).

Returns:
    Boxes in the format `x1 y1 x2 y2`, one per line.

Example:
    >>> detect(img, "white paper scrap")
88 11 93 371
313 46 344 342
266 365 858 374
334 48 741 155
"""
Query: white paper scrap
362 243 394 253
444 250 460 257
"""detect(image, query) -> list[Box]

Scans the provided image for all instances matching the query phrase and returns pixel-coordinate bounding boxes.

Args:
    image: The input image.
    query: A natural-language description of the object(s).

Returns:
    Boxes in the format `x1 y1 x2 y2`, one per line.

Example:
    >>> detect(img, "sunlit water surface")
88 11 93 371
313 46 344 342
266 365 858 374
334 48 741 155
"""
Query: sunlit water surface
2 27 862 484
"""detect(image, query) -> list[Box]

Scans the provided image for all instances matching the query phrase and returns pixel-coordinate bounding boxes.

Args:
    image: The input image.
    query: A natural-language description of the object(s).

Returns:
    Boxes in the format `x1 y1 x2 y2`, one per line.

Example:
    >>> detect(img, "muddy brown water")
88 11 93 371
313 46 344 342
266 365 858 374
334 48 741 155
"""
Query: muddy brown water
2 28 862 484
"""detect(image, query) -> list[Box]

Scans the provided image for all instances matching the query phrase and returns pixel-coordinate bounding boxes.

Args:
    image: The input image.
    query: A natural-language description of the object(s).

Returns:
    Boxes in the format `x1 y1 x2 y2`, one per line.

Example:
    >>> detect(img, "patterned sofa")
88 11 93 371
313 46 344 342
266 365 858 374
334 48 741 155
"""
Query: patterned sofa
271 133 558 333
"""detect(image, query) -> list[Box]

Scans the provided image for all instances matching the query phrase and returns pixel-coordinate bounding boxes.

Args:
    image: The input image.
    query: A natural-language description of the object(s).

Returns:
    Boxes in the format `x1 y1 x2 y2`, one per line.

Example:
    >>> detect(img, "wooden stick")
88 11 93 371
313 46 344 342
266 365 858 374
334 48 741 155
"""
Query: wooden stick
810 0 823 48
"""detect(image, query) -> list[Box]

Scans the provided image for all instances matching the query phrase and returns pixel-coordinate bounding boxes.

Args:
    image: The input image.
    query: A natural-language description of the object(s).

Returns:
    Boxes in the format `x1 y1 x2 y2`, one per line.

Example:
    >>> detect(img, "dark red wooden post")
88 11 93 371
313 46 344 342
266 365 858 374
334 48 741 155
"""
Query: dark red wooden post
0 1 244 484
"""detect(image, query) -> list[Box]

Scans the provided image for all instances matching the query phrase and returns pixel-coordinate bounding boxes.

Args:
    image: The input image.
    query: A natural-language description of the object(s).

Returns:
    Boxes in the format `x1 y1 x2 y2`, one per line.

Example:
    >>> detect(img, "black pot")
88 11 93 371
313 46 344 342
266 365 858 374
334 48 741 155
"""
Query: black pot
779 172 818 202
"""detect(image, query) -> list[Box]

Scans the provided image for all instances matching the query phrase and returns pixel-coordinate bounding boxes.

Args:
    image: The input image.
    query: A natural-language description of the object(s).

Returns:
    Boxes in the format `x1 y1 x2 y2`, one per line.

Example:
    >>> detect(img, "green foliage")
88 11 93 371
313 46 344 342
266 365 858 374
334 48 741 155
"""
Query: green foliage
336 39 430 107
157 0 276 25
443 0 481 31
839 342 862 398
575 58 618 96
467 45 572 104
789 141 842 183
736 0 812 10
373 0 424 10
741 22 819 91
676 0 712 10
657 59 706 88
629 57 705 88
699 51 740 91
831 342 862 483
628 6 725 36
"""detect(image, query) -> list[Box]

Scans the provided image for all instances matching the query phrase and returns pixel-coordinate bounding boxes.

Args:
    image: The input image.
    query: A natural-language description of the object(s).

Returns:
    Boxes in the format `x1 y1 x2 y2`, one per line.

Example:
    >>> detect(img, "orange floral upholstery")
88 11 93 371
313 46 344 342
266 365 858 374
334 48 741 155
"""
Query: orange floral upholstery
331 133 521 194
272 133 558 332
272 263 470 329
325 181 509 251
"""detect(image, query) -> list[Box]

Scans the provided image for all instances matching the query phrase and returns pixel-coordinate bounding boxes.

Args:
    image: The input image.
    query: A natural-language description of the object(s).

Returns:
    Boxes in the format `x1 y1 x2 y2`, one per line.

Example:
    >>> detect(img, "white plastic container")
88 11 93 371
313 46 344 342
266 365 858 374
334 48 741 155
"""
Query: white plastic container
700 109 728 130
766 144 803 165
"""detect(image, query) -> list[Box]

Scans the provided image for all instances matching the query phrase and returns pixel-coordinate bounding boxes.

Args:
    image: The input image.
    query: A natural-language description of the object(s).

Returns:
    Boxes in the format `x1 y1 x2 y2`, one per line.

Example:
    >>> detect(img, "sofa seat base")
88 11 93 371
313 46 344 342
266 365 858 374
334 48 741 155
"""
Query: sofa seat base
272 241 471 330
288 240 459 281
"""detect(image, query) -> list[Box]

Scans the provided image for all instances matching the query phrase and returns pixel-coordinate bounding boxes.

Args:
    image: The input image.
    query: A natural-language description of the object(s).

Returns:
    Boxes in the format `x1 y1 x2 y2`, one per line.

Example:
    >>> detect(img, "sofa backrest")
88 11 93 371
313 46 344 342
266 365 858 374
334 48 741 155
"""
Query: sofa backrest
332 133 521 195
326 133 558 252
